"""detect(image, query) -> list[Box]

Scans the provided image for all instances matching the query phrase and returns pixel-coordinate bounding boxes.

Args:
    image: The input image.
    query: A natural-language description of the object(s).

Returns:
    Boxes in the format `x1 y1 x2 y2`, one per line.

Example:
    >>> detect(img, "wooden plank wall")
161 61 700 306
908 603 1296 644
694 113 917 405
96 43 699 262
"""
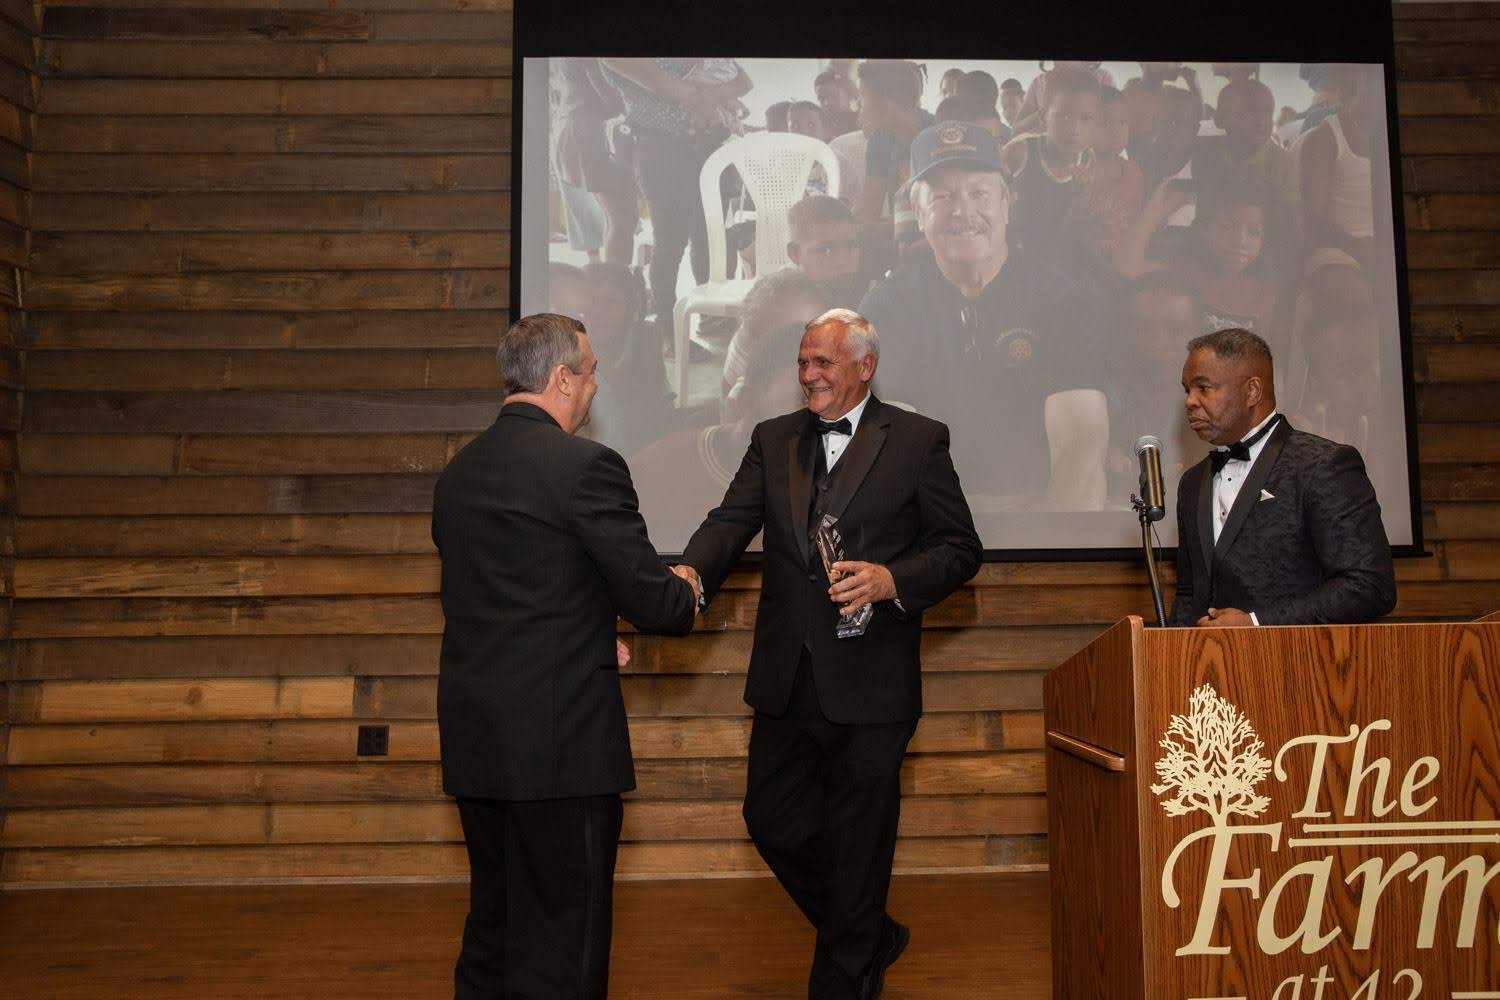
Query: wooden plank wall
0 1 1498 887
0 0 35 887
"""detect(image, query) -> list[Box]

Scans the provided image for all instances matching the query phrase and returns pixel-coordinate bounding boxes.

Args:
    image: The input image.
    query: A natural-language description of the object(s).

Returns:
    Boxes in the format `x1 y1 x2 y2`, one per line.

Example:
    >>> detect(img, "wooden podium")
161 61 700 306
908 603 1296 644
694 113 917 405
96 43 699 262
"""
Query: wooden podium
1044 615 1500 1000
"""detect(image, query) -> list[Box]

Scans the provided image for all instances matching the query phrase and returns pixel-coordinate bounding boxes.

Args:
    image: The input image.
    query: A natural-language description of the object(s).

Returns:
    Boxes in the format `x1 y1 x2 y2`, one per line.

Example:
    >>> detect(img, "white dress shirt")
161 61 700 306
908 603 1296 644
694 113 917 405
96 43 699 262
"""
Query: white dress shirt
821 391 871 471
1212 410 1279 625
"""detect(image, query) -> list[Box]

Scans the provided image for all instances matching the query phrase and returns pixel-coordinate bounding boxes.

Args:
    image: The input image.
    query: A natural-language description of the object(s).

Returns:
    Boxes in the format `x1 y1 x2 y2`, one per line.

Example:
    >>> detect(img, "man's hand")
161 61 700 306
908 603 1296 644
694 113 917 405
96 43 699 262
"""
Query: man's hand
828 561 897 616
1197 607 1254 628
671 564 704 610
616 638 631 668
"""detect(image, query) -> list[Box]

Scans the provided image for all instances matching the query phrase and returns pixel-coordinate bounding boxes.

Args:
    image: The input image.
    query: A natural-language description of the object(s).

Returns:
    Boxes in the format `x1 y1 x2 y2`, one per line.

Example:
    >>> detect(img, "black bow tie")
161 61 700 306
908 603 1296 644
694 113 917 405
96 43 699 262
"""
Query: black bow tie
1209 416 1280 473
817 417 852 436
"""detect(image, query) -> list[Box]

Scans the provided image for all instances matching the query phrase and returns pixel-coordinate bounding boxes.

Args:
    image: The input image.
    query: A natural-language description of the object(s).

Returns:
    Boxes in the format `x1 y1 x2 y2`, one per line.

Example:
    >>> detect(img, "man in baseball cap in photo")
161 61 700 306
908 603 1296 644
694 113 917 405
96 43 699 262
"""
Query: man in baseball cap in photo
860 121 1115 514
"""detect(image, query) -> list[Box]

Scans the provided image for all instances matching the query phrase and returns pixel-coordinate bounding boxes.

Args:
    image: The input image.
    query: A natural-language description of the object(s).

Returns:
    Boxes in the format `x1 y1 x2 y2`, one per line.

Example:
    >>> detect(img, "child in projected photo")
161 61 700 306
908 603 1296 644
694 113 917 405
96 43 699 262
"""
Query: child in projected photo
631 322 809 553
1114 178 1279 346
720 266 833 406
1068 84 1145 270
1002 66 1103 261
1193 78 1300 249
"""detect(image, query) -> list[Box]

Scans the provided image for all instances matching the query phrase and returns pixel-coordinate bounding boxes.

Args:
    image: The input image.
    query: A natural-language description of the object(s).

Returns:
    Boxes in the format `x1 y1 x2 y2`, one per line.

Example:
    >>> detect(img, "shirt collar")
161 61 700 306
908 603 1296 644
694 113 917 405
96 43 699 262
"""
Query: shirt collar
828 391 872 435
1214 409 1280 461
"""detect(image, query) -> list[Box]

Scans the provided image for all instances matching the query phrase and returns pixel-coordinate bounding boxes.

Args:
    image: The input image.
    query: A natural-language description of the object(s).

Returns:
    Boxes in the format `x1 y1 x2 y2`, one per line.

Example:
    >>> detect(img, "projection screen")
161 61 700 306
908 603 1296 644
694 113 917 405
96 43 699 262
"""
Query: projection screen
512 10 1419 558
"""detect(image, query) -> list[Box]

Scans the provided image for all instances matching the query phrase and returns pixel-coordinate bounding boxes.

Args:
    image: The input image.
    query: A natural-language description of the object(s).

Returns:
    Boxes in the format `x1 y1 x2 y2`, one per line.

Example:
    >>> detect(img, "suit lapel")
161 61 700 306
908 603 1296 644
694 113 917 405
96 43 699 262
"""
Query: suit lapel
1194 458 1216 579
1212 418 1291 564
820 397 890 523
787 412 818 566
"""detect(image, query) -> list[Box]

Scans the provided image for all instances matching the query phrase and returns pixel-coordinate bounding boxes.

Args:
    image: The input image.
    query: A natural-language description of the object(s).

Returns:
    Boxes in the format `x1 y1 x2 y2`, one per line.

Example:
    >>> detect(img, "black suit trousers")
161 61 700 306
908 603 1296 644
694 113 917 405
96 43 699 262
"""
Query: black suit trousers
743 650 916 999
454 794 623 1000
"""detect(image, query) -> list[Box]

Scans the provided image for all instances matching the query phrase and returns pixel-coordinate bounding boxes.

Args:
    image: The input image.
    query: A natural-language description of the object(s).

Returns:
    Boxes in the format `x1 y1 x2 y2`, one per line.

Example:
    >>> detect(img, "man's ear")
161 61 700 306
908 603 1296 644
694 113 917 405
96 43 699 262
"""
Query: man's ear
1244 373 1264 407
553 364 571 397
859 352 877 383
786 242 800 266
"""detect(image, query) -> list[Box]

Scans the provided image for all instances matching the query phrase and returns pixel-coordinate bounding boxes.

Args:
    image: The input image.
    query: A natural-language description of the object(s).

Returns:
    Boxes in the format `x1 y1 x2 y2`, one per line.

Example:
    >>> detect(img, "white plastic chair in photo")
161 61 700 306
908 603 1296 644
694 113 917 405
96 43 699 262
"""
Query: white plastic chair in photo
670 131 841 406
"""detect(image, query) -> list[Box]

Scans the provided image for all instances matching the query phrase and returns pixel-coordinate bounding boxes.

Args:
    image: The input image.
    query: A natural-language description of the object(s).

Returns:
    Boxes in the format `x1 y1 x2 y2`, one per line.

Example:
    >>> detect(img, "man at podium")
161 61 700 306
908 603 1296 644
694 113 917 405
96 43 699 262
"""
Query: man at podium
1169 327 1396 626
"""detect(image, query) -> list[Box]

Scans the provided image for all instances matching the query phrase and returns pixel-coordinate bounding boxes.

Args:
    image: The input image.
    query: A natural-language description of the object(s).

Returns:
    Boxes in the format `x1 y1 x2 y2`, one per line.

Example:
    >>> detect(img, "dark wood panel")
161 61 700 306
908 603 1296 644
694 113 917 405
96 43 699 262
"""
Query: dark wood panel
1400 44 1500 80
31 191 510 231
0 750 1043 801
1409 268 1500 305
0 0 35 33
37 79 511 115
41 8 510 42
1417 421 1500 460
3 713 1021 763
1403 155 1500 192
23 391 502 433
23 349 501 389
24 270 507 310
1421 462 1500 500
35 115 510 154
0 837 1027 884
38 0 509 8
10 594 447 639
15 513 440 556
1429 501 1500 540
4 671 1045 721
12 554 440 597
9 627 1090 680
42 8 374 40
4 587 1145 637
30 153 509 192
25 310 509 349
1417 381 1500 420
1410 304 1500 342
42 40 512 78
17 473 442 515
14 633 443 680
1396 80 1500 115
1395 15 1500 43
0 176 27 228
1404 230 1500 268
30 232 510 273
1406 192 1500 230
19 433 469 475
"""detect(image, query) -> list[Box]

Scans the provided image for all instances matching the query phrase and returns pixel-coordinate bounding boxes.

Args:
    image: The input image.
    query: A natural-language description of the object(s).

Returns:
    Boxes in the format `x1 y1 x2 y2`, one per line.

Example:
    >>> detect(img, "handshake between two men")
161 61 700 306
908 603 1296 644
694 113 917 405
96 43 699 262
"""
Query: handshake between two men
434 309 982 1000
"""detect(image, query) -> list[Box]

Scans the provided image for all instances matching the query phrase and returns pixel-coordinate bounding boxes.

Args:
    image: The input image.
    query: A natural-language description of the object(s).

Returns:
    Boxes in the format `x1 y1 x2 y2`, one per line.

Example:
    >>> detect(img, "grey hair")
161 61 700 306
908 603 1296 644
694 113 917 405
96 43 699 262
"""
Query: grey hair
496 312 586 394
1187 327 1273 366
806 307 880 361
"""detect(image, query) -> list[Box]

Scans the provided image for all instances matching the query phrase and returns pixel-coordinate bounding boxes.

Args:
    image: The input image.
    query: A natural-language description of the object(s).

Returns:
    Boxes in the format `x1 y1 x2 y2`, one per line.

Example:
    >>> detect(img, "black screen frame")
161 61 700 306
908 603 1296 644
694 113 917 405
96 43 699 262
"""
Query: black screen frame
509 0 1425 562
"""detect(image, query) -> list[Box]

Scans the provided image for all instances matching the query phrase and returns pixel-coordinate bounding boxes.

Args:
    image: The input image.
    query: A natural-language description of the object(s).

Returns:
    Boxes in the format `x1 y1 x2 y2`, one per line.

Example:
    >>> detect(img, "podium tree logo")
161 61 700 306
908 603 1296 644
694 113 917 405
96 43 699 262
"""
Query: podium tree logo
1151 683 1272 824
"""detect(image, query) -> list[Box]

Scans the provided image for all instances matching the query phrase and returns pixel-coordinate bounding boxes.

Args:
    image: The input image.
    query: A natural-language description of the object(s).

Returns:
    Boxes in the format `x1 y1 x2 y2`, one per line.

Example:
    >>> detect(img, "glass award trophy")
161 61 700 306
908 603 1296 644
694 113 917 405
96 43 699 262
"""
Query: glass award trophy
814 512 872 639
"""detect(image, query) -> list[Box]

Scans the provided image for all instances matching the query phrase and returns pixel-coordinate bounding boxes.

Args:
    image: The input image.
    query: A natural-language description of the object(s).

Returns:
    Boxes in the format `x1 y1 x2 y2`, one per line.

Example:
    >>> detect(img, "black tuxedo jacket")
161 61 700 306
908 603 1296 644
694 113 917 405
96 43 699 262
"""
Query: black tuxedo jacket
681 396 983 724
432 402 697 801
1168 417 1397 627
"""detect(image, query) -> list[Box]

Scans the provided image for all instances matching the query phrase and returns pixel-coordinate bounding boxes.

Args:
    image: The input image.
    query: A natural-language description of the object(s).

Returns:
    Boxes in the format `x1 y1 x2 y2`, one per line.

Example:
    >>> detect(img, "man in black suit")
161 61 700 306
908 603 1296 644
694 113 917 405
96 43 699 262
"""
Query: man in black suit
1170 327 1397 627
678 309 983 999
432 312 700 999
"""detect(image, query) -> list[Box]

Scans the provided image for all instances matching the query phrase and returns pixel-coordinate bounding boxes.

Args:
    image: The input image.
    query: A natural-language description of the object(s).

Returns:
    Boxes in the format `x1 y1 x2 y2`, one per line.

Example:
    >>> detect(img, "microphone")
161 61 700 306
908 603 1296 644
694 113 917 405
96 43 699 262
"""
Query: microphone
1134 435 1166 524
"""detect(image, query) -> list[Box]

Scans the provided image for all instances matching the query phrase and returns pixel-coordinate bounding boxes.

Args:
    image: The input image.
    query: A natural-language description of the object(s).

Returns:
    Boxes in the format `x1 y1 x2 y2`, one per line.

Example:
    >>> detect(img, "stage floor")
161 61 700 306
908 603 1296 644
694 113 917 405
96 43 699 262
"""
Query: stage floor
0 871 1051 998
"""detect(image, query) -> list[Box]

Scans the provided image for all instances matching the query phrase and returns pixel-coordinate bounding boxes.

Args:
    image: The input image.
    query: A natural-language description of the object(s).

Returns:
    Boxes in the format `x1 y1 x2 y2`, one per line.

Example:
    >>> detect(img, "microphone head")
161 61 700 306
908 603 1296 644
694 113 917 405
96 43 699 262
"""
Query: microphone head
1134 434 1164 457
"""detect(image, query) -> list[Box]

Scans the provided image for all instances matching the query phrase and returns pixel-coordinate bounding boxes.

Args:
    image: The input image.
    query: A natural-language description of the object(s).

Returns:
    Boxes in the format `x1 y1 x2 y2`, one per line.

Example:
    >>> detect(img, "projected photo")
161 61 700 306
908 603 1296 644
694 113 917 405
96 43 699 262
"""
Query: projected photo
518 58 1412 553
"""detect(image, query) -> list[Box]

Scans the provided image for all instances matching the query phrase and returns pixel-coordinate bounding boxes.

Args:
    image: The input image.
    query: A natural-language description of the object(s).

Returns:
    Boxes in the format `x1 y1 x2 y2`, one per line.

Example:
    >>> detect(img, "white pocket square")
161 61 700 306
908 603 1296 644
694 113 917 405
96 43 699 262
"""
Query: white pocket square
1259 489 1275 501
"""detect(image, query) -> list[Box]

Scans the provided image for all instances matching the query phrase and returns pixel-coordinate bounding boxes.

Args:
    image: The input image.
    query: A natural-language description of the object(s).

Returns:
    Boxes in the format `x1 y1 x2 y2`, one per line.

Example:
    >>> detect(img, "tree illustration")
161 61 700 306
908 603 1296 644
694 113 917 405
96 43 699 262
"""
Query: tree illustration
1151 684 1272 824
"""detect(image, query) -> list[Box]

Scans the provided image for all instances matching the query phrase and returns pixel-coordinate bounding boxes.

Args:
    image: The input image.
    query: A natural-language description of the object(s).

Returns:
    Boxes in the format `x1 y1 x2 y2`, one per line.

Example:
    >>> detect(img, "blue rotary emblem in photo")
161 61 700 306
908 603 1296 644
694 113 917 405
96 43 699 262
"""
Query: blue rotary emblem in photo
938 124 967 146
994 327 1036 367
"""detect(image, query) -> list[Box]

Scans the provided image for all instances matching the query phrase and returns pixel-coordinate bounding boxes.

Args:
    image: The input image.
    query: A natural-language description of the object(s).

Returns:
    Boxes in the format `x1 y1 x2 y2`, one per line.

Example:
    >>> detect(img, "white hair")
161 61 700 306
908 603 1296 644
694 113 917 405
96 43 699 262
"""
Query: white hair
806 307 879 361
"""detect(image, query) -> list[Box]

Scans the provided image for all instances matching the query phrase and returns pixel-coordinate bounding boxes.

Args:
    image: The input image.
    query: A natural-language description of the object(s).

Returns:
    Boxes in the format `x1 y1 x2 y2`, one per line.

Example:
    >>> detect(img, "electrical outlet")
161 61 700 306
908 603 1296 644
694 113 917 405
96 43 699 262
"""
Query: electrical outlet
356 724 389 757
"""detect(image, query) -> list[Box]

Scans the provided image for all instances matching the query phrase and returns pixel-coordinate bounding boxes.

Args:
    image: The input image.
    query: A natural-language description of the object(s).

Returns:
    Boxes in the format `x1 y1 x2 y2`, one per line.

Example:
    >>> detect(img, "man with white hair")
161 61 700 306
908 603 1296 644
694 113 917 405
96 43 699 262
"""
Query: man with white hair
678 308 982 999
860 121 1113 513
